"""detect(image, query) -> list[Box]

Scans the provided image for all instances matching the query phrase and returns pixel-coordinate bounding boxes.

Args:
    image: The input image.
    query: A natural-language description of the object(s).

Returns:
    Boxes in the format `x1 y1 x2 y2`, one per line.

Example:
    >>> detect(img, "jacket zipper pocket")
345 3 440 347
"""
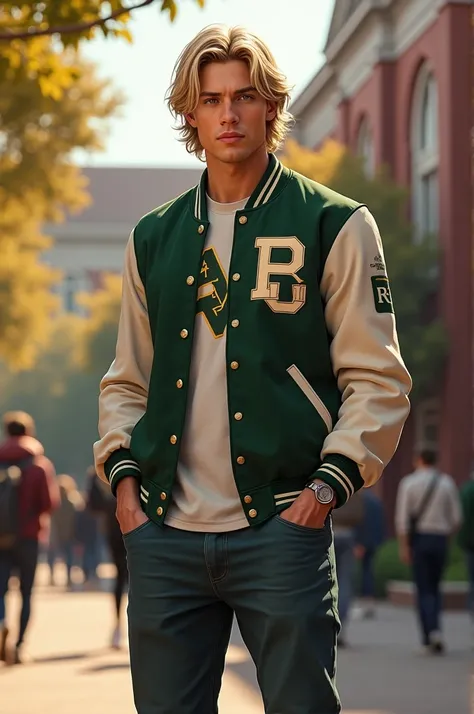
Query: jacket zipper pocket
287 364 333 433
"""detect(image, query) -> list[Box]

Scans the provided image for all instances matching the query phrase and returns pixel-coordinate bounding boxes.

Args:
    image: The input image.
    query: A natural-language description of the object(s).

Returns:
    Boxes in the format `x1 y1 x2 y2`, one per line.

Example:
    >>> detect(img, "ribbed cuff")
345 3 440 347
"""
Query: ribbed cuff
104 448 141 497
313 454 364 506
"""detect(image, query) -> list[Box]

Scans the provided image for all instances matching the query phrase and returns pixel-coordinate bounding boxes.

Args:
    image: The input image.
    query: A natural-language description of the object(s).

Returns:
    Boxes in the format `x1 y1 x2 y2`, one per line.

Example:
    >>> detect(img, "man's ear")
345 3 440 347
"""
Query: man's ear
187 113 197 128
266 101 277 122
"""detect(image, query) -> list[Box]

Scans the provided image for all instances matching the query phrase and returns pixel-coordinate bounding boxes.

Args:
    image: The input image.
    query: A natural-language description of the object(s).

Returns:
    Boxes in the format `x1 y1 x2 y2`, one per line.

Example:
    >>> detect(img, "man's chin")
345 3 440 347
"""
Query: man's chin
208 144 253 164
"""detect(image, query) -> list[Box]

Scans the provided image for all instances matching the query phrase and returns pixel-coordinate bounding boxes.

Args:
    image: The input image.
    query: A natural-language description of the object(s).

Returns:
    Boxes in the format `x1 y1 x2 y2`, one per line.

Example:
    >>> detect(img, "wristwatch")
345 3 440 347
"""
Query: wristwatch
306 481 335 505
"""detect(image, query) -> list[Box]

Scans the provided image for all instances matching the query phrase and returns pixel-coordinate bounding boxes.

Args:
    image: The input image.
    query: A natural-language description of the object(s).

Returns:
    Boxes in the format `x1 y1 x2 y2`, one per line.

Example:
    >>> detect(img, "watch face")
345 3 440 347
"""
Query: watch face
316 484 334 504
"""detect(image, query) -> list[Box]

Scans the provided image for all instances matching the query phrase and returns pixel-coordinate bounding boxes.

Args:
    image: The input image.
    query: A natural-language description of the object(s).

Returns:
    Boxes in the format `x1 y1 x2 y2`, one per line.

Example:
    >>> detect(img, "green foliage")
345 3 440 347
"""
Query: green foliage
0 41 121 368
281 139 447 400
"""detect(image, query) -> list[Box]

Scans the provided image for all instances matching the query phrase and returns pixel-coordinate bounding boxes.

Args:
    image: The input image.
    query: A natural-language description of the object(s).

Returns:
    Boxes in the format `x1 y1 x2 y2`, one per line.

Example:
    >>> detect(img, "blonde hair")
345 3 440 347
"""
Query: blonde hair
166 25 293 160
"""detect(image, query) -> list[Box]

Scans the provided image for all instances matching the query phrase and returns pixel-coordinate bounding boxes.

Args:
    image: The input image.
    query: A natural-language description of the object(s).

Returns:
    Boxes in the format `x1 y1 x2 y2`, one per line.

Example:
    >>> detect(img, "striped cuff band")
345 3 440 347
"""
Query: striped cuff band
313 454 364 506
104 448 141 496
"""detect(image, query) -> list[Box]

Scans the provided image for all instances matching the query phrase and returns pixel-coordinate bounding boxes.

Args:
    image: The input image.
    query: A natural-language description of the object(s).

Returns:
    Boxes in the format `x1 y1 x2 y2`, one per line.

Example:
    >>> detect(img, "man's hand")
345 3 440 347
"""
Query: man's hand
279 482 335 529
116 477 149 535
399 542 412 566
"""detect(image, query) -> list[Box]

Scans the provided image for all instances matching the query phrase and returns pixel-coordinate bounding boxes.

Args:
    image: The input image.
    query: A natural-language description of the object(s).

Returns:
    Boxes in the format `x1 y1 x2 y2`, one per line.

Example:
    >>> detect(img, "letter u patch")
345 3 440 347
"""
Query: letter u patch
371 276 394 314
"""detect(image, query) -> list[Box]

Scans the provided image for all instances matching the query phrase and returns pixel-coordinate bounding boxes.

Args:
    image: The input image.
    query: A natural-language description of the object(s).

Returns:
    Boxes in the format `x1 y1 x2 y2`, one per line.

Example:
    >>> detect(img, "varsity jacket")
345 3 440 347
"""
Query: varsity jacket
94 154 411 527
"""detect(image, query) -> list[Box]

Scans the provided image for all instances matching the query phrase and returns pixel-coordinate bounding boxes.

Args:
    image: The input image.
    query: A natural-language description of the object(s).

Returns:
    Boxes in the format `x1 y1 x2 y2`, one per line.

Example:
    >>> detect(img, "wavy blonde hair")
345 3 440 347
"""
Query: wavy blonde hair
166 25 293 160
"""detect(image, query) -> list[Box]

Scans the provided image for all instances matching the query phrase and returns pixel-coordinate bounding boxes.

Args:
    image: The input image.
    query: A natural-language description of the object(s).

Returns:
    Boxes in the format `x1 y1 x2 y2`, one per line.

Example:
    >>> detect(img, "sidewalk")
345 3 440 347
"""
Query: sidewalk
0 564 472 714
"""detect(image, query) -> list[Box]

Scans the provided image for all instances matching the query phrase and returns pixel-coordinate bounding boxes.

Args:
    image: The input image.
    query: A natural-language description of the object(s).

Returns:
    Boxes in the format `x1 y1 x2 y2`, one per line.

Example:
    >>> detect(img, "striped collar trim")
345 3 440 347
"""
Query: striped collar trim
192 154 287 221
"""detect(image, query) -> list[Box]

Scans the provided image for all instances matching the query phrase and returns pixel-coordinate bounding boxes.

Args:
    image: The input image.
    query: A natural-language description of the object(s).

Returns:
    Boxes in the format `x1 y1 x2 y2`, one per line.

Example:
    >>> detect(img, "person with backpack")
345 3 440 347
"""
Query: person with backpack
0 411 58 664
458 471 474 640
395 449 461 654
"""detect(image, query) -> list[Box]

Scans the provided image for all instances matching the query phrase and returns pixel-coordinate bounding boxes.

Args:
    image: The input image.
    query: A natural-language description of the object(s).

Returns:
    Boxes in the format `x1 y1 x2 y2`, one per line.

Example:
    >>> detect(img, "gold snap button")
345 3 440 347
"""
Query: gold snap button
186 276 195 285
180 329 188 339
160 492 167 501
170 435 178 444
198 225 205 234
249 509 257 518
157 506 164 516
244 494 252 504
234 412 243 421
230 361 239 370
176 379 183 389
232 273 241 282
239 215 247 225
237 456 245 465
231 319 240 328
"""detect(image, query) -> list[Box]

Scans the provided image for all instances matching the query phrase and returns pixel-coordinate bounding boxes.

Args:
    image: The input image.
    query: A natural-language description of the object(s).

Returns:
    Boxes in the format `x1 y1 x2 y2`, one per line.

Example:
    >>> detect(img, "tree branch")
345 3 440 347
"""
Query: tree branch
0 0 156 41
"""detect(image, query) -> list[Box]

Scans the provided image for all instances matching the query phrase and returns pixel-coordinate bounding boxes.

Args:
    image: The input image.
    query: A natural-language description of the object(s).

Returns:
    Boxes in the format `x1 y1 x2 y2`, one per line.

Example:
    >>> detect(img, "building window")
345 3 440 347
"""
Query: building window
357 117 375 178
58 273 87 314
411 66 439 242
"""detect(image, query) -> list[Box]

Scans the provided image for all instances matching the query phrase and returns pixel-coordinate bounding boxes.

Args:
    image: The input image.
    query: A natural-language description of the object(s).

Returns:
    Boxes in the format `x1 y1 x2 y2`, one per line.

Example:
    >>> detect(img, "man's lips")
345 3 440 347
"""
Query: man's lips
218 133 244 143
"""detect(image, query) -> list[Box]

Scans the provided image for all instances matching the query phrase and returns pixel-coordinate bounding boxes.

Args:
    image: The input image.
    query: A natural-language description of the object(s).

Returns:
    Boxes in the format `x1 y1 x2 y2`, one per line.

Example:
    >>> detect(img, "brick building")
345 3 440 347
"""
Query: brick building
290 0 473 514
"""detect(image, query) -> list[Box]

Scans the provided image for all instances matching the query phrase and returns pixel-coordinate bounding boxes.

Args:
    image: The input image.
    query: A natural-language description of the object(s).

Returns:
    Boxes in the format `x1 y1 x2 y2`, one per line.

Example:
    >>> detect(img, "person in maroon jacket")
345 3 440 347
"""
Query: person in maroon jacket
0 411 58 664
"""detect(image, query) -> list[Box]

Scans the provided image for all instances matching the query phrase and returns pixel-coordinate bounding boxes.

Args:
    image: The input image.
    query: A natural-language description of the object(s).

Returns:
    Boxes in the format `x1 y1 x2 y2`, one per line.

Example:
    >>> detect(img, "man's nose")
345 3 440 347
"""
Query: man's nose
220 98 239 125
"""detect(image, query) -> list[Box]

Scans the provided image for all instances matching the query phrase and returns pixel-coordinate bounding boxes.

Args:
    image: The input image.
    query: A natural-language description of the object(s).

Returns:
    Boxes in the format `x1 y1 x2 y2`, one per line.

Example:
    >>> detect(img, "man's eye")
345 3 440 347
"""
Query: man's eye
238 94 254 101
204 98 218 104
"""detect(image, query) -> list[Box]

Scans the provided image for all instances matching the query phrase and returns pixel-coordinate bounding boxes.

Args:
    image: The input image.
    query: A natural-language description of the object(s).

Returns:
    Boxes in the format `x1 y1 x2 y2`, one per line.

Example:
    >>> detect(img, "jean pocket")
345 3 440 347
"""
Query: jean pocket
275 514 329 536
122 519 153 542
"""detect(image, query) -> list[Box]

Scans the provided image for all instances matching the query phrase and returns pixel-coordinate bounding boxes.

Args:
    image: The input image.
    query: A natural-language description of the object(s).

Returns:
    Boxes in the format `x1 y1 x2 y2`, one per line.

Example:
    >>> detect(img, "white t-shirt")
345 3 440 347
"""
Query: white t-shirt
166 195 249 532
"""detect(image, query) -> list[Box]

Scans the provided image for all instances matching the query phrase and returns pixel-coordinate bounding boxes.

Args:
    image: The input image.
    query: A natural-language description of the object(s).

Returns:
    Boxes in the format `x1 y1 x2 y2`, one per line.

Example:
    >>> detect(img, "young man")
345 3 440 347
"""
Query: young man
395 449 461 654
94 25 411 713
0 411 58 664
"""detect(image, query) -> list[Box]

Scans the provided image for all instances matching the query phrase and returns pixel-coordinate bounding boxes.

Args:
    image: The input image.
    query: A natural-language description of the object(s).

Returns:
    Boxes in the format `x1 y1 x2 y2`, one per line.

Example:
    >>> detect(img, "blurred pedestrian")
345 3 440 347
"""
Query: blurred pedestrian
458 471 474 640
75 499 100 587
86 467 128 649
0 411 58 664
354 488 386 618
47 475 84 589
395 449 461 654
332 489 365 645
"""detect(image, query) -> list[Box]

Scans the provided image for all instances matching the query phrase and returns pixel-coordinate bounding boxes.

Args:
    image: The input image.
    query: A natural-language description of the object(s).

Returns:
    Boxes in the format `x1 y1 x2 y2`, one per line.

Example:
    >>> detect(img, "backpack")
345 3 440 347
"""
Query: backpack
0 458 31 550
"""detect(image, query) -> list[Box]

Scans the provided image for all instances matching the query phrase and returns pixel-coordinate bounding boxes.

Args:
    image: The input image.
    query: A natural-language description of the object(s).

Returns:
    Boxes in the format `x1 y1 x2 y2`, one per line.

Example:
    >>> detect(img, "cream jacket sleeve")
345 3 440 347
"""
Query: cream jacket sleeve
93 231 153 492
315 206 412 504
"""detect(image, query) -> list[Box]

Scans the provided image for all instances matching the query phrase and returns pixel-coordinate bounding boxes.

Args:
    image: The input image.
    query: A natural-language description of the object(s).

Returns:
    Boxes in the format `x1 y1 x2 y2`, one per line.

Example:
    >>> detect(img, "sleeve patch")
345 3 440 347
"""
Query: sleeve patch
371 276 394 313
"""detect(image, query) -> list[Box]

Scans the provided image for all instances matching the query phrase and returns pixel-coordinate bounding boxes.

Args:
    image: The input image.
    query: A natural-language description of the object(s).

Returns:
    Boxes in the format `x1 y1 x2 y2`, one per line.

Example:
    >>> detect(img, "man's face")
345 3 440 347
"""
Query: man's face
187 60 276 164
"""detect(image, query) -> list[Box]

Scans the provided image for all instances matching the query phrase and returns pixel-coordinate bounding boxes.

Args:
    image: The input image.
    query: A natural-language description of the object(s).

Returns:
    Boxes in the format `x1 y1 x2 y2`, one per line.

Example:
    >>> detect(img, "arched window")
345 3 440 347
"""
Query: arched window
357 117 375 178
411 65 439 242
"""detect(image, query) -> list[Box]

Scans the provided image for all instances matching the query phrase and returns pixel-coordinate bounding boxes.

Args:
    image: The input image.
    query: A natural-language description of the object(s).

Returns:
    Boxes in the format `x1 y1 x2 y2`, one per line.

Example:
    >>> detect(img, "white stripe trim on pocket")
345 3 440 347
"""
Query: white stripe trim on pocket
287 365 333 432
140 485 150 497
274 490 303 500
275 497 299 506
139 492 149 504
318 466 351 502
321 463 354 496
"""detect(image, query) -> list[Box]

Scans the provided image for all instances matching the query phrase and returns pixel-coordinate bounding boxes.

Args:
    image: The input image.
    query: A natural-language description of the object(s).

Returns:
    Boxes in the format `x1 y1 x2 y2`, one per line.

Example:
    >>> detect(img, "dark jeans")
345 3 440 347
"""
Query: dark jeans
0 539 39 646
466 549 474 620
124 516 340 714
412 533 448 645
360 547 376 598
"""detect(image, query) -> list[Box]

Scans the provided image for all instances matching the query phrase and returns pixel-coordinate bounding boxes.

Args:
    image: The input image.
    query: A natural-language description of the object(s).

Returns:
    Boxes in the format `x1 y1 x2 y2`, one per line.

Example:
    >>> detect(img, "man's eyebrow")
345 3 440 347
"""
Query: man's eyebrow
199 86 257 97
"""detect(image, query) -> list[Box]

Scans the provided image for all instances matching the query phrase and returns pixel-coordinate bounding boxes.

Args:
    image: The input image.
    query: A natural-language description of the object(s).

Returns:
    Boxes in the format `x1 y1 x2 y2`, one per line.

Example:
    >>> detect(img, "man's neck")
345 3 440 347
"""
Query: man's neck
206 148 269 204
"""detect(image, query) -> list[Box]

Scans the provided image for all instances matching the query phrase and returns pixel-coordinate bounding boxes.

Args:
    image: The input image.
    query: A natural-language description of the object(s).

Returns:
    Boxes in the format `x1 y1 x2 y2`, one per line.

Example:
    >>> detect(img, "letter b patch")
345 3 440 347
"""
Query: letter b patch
371 276 394 314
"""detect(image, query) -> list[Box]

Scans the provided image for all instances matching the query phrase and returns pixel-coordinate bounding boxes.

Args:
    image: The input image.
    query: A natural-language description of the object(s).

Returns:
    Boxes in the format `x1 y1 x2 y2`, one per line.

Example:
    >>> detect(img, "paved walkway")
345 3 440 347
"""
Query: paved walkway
0 564 472 714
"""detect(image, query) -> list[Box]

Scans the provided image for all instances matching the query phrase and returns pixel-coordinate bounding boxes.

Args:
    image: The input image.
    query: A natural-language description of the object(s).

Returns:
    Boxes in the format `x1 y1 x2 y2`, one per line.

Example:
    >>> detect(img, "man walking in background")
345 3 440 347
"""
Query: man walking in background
0 411 58 664
94 24 411 713
395 449 461 654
